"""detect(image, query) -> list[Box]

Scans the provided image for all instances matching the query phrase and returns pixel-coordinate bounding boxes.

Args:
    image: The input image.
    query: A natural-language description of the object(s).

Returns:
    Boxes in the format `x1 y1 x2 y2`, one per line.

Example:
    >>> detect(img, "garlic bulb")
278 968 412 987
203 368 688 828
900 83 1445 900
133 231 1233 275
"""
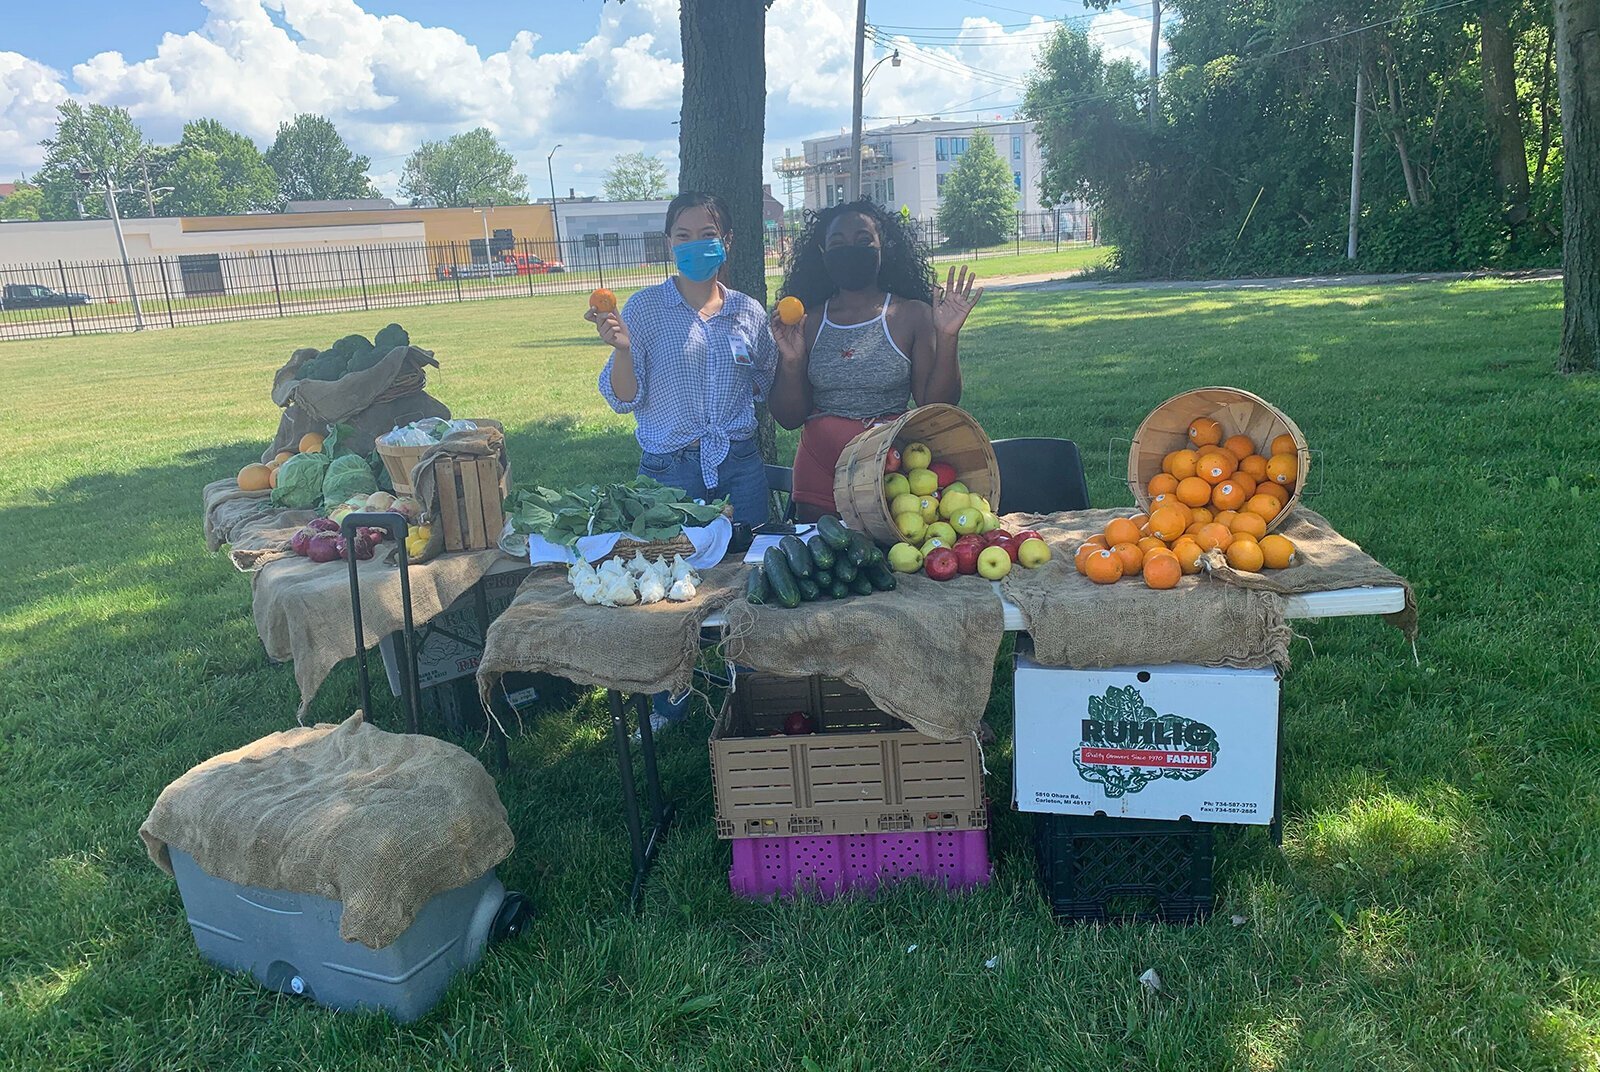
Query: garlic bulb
667 576 698 602
637 572 667 605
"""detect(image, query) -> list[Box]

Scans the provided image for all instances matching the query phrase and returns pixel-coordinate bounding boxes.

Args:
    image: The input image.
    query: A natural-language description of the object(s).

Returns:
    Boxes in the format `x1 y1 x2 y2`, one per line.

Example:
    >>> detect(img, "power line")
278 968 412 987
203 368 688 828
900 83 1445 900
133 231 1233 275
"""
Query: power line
873 2 1159 34
867 28 1031 88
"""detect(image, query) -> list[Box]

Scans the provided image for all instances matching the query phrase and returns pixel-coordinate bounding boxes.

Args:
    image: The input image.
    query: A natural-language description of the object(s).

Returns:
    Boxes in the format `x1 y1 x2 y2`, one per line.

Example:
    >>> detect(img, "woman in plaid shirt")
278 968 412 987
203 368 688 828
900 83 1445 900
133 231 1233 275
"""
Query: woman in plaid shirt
588 192 778 527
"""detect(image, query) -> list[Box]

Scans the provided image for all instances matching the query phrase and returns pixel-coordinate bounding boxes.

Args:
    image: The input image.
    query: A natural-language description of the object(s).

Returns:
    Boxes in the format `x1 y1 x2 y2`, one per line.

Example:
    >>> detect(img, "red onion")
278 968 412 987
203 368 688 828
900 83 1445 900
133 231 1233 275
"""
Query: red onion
306 533 341 563
307 517 340 534
290 527 315 557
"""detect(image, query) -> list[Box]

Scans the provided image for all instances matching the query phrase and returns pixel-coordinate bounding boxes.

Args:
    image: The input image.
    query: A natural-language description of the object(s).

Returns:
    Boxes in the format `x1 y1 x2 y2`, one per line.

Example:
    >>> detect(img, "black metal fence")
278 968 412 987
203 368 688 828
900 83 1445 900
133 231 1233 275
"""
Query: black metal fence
0 211 1098 342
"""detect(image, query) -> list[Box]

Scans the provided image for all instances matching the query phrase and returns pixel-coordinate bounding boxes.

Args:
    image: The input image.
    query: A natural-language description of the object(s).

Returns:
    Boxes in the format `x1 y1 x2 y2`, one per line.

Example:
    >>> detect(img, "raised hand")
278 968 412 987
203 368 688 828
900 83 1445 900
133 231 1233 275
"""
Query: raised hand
585 307 630 352
932 265 984 337
770 310 807 365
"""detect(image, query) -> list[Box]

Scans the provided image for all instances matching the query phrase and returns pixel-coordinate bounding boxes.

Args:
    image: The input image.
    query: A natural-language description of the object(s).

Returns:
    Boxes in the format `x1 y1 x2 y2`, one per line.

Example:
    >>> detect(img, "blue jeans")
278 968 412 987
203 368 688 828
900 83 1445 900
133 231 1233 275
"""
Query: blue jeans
638 437 769 527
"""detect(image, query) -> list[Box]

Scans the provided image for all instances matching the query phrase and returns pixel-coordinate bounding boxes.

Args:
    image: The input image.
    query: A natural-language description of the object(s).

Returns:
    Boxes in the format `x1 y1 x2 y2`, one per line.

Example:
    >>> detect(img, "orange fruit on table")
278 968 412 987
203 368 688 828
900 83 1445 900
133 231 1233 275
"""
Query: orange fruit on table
1226 537 1265 572
1128 512 1150 530
1074 542 1101 575
1148 473 1179 497
1165 449 1199 480
1257 481 1291 507
1229 511 1269 541
1111 541 1145 575
1271 433 1297 456
1243 494 1283 523
268 467 279 489
1213 509 1239 529
1084 534 1110 550
273 450 295 465
1176 476 1213 507
1084 549 1125 584
1188 417 1223 448
589 288 618 314
1260 533 1298 569
1194 522 1234 553
237 463 273 491
1148 506 1189 542
1210 480 1247 511
1188 506 1214 528
1196 450 1237 485
298 433 325 454
1138 536 1169 555
1232 472 1258 499
1223 434 1256 461
1104 517 1142 546
1239 453 1269 482
1143 552 1181 590
1170 537 1204 575
1266 453 1298 487
776 295 805 325
1148 493 1191 525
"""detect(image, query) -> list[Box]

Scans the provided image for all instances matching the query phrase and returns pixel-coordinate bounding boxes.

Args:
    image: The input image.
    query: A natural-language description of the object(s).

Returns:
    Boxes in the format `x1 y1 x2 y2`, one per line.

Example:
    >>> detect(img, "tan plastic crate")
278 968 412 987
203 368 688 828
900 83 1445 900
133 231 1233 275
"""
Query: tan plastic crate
710 673 987 839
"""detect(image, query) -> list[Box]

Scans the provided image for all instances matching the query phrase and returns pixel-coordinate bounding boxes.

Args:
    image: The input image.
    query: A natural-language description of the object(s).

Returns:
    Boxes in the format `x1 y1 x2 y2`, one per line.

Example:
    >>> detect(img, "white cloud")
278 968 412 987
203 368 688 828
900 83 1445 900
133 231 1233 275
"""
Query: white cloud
0 53 72 177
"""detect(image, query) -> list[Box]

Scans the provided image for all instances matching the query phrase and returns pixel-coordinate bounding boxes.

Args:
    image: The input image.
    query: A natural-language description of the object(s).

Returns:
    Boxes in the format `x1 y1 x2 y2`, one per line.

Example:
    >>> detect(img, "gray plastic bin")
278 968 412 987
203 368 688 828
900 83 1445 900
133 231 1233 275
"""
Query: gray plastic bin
171 848 523 1021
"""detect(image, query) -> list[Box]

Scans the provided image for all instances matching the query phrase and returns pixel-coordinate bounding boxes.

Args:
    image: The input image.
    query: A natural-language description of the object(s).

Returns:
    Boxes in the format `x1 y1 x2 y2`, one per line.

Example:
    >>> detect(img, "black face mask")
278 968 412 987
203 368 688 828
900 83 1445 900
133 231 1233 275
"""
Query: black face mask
822 245 881 291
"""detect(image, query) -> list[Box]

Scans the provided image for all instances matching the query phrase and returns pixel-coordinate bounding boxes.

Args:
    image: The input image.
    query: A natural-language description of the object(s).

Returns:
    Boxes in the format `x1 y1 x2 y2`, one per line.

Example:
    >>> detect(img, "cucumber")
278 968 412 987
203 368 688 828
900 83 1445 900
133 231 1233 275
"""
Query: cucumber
797 577 821 602
745 567 770 605
831 578 853 600
780 535 814 579
807 535 837 572
763 548 802 608
813 569 833 590
816 515 852 551
813 582 835 601
865 562 897 591
850 573 876 597
833 556 858 584
862 547 886 569
846 530 876 566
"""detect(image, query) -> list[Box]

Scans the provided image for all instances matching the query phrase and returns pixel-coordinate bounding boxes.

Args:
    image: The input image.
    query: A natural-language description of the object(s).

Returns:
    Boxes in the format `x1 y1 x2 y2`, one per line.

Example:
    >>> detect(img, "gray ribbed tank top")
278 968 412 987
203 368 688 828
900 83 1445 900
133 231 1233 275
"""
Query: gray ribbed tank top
807 295 912 420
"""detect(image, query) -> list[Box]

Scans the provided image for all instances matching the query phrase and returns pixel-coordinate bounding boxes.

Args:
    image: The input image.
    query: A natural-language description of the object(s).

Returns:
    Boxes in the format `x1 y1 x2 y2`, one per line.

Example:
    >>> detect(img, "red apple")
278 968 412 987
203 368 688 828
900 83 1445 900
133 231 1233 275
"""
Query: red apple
884 447 902 474
923 547 959 581
1014 530 1043 544
954 533 985 551
991 536 1021 562
984 529 1014 547
953 540 982 575
930 461 958 488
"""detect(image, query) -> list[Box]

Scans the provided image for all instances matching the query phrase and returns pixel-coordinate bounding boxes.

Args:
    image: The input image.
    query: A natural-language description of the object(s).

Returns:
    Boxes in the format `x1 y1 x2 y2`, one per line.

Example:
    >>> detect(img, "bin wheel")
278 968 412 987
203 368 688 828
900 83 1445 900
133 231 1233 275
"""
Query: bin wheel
491 891 533 943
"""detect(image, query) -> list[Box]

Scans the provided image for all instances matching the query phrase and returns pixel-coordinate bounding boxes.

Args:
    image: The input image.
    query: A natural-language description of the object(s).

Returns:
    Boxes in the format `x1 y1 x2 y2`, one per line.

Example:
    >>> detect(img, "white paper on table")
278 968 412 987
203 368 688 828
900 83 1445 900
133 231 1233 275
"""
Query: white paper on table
525 514 732 570
742 525 816 563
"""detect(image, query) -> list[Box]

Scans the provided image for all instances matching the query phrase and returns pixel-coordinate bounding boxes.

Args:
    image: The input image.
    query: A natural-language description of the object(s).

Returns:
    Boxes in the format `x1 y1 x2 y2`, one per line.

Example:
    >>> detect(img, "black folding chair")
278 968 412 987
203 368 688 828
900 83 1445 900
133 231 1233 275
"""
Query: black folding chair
990 438 1092 514
766 463 797 524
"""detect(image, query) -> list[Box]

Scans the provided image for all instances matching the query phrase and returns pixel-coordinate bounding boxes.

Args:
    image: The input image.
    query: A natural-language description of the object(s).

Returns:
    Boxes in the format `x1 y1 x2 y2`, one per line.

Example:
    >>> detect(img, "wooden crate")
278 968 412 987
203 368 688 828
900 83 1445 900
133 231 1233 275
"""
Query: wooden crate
434 455 508 552
710 673 987 839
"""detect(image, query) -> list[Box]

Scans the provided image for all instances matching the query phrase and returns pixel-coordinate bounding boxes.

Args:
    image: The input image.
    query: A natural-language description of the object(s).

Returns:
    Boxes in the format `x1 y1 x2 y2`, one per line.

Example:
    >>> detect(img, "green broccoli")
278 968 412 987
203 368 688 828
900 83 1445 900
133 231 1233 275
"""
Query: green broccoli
346 346 386 374
300 353 345 381
373 323 409 354
329 334 374 361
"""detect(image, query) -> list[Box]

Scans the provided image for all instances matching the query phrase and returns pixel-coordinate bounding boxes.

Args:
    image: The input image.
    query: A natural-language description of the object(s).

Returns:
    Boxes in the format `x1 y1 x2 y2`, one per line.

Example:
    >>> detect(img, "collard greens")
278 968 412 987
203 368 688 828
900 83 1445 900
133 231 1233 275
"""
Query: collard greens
505 477 727 547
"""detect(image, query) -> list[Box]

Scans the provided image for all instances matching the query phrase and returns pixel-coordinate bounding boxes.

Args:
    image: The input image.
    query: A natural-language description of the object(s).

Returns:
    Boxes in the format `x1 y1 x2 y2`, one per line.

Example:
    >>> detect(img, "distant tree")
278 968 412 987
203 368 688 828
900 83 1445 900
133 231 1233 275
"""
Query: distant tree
399 128 529 207
34 101 150 220
602 152 670 201
0 183 44 221
165 119 279 216
936 133 1017 247
1554 0 1598 372
265 114 377 204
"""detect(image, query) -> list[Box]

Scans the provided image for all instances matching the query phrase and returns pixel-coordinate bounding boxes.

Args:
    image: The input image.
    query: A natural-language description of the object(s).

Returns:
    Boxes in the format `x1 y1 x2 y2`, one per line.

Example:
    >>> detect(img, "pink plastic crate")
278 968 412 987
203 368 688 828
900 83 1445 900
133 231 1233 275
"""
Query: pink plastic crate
729 830 991 901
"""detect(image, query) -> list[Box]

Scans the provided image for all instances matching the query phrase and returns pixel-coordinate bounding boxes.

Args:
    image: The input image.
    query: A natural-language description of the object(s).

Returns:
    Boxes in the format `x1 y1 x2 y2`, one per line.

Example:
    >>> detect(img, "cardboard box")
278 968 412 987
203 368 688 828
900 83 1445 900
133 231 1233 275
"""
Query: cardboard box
379 567 530 693
1013 654 1280 826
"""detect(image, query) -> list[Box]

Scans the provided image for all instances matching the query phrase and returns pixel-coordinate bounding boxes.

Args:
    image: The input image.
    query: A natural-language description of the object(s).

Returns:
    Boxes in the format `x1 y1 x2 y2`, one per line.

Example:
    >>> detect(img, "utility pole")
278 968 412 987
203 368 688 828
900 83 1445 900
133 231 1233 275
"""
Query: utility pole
139 153 157 216
546 144 563 256
1148 0 1162 126
80 171 145 330
850 0 867 201
1347 65 1367 260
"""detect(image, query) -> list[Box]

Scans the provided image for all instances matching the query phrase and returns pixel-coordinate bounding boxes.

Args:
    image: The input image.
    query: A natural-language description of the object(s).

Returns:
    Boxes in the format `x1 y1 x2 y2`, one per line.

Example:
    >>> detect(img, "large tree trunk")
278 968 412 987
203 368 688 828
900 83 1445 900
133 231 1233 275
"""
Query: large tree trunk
1554 0 1600 372
679 0 779 465
1377 44 1425 208
1480 1 1531 228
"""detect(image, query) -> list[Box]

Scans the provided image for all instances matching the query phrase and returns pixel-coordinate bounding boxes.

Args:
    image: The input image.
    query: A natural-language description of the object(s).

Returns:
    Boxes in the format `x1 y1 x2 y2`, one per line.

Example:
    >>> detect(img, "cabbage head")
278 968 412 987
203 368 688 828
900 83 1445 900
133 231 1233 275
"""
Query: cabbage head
322 453 379 505
270 452 331 508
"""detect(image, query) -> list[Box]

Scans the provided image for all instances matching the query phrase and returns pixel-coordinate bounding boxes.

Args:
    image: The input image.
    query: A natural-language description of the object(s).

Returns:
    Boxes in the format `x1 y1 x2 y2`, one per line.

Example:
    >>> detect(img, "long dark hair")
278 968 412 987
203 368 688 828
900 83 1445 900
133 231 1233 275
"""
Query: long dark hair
664 191 731 236
778 200 935 306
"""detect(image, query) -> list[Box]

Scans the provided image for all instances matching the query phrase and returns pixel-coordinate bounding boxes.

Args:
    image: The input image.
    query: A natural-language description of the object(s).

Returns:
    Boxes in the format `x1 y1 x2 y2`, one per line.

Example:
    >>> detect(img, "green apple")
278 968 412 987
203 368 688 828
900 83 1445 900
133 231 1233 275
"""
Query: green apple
971 495 992 514
937 490 971 520
926 521 958 546
895 511 927 543
883 473 911 501
977 545 1013 580
902 441 933 471
890 492 921 519
945 481 969 497
1017 537 1052 569
907 468 938 497
917 495 940 523
976 512 999 534
920 535 950 557
887 542 924 573
951 508 981 535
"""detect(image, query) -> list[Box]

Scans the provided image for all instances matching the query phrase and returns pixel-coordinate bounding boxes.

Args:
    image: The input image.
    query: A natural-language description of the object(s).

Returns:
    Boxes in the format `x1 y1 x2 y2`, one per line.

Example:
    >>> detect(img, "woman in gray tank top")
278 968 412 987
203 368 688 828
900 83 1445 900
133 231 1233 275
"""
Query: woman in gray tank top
769 200 983 521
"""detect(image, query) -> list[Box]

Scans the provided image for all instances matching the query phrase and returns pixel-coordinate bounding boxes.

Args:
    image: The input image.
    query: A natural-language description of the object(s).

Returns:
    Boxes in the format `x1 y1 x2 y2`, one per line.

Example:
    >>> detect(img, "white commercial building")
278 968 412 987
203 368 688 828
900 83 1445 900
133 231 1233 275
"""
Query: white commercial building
783 119 1052 219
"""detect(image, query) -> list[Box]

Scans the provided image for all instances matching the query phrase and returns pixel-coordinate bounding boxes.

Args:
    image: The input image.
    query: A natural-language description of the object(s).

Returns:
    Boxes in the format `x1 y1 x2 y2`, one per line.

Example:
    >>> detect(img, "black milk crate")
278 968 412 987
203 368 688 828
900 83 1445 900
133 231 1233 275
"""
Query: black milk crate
1034 813 1214 924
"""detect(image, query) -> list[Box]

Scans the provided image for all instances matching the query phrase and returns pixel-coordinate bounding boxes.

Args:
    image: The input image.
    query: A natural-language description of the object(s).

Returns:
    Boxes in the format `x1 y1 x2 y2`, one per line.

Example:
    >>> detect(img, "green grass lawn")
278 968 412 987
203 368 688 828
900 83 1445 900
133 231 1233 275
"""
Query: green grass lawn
2 279 1597 1070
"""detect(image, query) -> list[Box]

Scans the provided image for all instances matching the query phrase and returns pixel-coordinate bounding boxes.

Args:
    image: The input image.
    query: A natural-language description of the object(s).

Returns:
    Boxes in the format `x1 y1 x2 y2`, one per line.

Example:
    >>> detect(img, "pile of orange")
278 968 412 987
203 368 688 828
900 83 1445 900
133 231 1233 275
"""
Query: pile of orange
1077 420 1302 588
239 431 326 491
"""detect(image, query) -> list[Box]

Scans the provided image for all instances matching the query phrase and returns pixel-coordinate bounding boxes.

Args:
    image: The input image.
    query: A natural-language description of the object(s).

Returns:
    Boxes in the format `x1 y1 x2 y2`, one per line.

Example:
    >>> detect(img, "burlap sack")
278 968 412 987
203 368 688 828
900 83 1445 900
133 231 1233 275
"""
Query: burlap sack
139 712 513 950
264 345 450 461
202 478 318 571
721 571 1006 742
1205 507 1417 638
252 548 504 719
1000 509 1293 671
477 563 745 704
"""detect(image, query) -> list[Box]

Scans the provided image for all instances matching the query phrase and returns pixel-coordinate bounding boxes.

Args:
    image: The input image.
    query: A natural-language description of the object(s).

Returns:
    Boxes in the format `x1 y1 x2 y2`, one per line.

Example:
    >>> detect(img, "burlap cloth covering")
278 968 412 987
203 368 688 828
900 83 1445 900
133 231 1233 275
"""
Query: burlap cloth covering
1000 509 1292 670
139 712 513 950
264 345 450 460
721 571 1006 742
202 478 318 571
477 562 746 705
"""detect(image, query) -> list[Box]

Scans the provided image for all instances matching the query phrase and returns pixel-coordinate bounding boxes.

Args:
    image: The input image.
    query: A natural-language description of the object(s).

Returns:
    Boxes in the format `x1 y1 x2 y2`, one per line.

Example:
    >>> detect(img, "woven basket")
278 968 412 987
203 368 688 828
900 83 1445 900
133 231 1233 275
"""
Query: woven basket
1127 387 1309 531
833 404 1001 546
375 365 427 404
593 534 696 566
374 415 491 494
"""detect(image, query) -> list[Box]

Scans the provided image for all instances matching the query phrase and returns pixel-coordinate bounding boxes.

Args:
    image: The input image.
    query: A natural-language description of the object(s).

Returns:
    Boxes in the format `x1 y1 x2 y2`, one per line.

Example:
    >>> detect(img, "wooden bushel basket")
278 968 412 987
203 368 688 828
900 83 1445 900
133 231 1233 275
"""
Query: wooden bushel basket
435 456 509 552
833 404 1002 546
1127 387 1310 531
375 417 495 495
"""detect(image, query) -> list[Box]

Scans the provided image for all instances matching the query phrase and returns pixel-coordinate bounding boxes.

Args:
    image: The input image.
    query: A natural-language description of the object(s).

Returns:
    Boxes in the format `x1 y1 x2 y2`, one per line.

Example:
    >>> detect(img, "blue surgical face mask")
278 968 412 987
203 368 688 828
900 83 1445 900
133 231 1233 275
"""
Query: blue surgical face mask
673 237 726 282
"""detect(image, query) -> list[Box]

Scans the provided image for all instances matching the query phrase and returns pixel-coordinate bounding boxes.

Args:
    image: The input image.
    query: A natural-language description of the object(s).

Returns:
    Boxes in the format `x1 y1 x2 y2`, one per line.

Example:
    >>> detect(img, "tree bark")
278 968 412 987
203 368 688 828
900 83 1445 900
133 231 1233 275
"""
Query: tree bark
1536 29 1556 185
1554 0 1600 372
1378 44 1425 208
1480 1 1531 228
1148 0 1162 126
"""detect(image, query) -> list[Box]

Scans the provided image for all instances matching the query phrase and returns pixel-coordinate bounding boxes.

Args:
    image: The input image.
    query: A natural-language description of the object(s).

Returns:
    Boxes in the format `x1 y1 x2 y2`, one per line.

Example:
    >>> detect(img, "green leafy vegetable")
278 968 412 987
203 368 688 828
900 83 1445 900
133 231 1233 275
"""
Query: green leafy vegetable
271 452 331 508
505 476 726 548
322 453 379 505
374 323 409 353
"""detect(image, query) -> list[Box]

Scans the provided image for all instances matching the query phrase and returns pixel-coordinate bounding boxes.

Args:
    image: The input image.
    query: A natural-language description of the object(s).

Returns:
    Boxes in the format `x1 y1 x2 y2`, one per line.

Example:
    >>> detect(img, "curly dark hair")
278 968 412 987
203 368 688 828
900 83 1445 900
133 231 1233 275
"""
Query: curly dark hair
778 200 935 307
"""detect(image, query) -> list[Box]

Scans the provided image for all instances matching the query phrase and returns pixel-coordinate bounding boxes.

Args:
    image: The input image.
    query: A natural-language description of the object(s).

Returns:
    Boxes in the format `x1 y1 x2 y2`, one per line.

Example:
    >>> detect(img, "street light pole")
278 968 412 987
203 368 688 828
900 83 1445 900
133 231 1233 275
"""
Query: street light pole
850 0 867 201
474 205 494 264
546 145 563 258
82 172 145 330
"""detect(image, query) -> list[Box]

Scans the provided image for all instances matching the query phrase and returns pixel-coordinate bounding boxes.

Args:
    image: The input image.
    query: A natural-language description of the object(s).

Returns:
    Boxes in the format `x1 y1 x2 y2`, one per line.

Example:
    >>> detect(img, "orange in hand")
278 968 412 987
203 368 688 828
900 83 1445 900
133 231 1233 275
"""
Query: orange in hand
589 288 618 314
777 296 805 325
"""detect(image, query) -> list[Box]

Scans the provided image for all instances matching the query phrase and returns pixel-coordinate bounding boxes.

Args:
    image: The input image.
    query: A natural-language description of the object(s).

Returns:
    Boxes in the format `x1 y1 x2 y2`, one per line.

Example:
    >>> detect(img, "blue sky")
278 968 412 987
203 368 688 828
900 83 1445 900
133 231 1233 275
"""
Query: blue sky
0 0 1159 203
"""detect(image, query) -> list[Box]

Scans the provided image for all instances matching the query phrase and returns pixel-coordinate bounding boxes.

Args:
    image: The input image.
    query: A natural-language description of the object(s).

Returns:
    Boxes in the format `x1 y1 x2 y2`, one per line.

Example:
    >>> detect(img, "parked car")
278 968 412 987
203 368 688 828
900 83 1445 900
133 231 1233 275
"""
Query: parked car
434 261 519 281
1 283 91 310
503 253 565 275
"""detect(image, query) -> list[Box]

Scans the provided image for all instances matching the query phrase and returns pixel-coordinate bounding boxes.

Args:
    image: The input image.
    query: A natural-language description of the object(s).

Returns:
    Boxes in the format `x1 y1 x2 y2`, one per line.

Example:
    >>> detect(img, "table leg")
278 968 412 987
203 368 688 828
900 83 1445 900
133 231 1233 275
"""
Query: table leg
634 694 665 828
608 690 675 911
472 583 511 773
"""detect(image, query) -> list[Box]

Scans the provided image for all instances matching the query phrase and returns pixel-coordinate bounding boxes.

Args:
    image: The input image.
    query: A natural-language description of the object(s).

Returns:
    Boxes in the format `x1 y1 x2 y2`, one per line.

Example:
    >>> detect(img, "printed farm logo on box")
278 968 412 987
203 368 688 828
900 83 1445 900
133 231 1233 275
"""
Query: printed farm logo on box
1072 685 1219 798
